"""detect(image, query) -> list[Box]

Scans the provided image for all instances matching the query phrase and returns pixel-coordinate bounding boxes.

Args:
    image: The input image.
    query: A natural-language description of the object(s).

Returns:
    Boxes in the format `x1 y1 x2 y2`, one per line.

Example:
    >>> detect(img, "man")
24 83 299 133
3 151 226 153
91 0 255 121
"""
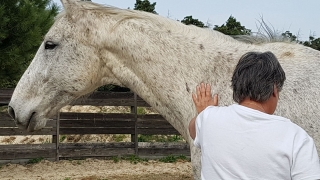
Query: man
189 51 320 180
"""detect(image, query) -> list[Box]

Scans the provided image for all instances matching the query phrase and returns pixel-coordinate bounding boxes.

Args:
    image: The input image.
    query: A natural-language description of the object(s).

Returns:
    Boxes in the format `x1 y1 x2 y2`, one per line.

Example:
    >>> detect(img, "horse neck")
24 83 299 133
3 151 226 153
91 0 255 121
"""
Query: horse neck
97 14 255 137
102 16 249 80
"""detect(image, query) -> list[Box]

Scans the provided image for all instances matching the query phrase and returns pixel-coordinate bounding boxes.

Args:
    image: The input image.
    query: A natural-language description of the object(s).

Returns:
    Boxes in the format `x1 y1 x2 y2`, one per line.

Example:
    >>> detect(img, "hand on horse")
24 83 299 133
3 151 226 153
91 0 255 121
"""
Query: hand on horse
192 83 218 114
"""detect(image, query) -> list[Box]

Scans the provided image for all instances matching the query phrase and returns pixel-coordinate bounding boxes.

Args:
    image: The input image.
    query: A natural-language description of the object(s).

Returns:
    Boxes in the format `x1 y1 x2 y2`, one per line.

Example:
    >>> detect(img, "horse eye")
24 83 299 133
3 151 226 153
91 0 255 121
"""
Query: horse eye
45 41 57 50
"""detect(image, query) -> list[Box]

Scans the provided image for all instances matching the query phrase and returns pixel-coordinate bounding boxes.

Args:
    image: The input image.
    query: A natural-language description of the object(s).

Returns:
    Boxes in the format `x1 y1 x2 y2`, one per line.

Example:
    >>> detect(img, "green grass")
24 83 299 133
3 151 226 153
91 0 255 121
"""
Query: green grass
26 157 44 164
111 155 189 164
112 156 120 163
124 155 148 164
159 155 190 163
138 134 184 142
0 106 7 112
137 107 147 115
59 135 66 142
42 138 51 144
111 155 148 164
112 134 127 142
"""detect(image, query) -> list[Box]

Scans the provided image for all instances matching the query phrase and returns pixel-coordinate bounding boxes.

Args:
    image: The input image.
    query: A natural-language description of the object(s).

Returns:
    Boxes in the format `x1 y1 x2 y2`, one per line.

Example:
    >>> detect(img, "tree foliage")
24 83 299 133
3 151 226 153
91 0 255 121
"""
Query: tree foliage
181 16 205 28
134 0 157 14
0 0 59 87
281 31 298 42
281 31 320 51
303 36 320 51
214 16 251 35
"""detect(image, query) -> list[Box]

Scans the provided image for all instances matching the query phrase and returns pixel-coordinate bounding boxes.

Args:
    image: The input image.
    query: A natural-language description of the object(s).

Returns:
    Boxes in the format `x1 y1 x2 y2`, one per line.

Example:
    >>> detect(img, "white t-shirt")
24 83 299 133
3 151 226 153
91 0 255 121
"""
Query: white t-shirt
194 104 320 180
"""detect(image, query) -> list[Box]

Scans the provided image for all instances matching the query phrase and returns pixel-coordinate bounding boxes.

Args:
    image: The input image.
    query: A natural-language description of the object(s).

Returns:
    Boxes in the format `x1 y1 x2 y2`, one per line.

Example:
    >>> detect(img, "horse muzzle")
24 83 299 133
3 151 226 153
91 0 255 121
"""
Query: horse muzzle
8 105 43 132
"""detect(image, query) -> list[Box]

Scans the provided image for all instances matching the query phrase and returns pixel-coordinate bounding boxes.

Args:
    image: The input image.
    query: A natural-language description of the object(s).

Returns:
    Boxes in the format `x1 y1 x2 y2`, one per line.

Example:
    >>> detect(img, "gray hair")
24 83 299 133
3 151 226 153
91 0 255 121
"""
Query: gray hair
231 51 286 103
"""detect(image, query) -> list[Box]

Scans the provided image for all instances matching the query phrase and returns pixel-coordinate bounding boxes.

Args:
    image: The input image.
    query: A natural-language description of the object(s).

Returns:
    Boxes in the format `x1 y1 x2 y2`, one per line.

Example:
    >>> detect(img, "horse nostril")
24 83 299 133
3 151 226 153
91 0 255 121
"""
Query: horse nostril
8 106 16 119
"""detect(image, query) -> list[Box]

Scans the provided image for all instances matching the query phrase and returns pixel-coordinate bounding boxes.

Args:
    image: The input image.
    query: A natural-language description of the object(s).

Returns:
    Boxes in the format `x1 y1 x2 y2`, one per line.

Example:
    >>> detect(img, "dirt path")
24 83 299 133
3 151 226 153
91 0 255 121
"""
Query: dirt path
0 159 192 180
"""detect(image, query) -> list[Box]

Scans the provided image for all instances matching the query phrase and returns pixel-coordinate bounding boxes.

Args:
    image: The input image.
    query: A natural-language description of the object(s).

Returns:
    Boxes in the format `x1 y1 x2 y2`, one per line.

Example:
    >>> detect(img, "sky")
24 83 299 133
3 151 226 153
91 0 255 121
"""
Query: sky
52 0 320 41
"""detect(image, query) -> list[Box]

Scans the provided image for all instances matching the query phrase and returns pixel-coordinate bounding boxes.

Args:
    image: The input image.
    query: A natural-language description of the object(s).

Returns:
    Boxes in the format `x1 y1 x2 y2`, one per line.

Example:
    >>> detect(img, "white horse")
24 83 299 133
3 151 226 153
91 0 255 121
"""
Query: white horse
8 0 320 179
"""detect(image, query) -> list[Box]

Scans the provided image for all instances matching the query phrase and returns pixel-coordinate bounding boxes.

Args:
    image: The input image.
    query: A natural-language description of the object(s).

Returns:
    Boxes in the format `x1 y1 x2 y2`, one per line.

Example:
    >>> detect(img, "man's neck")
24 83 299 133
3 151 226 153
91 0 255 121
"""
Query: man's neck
239 98 273 114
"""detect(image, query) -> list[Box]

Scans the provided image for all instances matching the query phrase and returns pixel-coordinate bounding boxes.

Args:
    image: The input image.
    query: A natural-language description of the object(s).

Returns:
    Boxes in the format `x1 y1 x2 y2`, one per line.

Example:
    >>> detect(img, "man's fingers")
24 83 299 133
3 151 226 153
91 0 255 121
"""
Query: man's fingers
196 86 200 98
200 83 206 99
213 94 219 106
192 84 219 114
192 93 198 104
205 83 212 98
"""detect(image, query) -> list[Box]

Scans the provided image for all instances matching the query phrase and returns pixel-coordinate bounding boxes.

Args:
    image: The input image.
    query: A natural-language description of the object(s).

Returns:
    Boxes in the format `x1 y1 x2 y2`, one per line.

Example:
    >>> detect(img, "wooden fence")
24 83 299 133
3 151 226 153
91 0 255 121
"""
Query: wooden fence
0 89 190 163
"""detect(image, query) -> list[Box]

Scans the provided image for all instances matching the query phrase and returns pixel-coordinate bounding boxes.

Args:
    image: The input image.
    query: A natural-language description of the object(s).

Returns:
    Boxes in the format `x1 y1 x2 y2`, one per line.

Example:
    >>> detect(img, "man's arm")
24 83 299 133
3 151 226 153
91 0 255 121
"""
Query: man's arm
189 116 197 140
189 83 218 140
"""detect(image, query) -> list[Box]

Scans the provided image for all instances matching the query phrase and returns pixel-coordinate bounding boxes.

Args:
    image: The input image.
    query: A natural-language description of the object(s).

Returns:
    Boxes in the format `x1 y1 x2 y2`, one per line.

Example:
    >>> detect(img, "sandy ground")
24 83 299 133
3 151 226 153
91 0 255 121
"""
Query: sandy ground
0 159 192 180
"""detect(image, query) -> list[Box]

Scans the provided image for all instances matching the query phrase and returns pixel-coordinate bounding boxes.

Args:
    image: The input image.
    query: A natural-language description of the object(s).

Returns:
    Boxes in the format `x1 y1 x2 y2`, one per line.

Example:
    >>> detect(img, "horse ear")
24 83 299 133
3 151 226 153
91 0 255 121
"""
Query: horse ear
60 0 82 21
60 0 79 13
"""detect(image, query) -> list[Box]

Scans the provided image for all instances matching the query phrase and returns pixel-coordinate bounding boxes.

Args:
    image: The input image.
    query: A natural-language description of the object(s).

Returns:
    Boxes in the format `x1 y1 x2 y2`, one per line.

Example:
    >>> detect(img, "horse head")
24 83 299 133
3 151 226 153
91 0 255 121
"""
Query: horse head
8 0 122 131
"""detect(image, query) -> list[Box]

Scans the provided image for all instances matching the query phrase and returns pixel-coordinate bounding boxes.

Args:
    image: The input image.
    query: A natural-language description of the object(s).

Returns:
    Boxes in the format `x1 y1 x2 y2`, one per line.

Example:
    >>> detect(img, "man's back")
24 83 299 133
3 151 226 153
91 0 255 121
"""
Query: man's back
194 104 320 180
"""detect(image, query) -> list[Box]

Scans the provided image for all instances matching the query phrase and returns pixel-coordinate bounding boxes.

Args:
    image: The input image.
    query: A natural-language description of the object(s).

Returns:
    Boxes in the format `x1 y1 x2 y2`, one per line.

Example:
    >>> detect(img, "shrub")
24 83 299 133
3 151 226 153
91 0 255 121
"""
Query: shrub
26 157 44 164
159 155 189 163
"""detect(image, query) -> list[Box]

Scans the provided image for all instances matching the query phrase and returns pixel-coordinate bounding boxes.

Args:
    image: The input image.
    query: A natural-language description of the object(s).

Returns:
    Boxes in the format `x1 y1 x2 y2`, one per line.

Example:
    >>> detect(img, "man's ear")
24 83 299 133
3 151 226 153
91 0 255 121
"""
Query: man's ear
273 84 278 98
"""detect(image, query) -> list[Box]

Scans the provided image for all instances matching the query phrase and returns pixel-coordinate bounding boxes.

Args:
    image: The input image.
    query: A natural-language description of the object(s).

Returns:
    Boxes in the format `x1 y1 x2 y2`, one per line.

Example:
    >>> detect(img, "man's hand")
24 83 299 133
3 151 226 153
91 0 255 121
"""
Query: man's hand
192 83 218 114
189 83 218 140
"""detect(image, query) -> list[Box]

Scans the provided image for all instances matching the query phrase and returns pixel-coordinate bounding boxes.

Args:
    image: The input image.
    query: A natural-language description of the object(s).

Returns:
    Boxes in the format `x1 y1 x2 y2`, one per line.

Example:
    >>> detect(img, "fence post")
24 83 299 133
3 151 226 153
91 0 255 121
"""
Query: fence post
54 112 60 161
130 105 135 143
130 93 138 155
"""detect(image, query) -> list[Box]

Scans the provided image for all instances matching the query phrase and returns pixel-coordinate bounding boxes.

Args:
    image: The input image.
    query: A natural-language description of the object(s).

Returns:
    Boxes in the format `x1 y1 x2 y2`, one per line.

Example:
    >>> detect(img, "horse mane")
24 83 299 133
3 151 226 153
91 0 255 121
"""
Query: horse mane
233 19 296 44
56 1 240 45
56 1 295 46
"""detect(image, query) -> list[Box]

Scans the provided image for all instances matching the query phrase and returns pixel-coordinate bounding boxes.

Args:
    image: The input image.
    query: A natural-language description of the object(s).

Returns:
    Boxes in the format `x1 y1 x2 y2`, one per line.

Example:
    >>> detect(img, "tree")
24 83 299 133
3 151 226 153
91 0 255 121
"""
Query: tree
214 16 251 35
280 31 320 51
281 31 298 42
181 16 205 28
303 36 320 51
0 0 59 87
134 0 157 14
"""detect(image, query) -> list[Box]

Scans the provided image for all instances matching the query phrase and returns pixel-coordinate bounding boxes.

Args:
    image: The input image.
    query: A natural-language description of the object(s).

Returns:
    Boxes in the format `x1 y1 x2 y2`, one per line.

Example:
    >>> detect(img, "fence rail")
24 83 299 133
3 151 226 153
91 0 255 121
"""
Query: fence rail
0 89 189 163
